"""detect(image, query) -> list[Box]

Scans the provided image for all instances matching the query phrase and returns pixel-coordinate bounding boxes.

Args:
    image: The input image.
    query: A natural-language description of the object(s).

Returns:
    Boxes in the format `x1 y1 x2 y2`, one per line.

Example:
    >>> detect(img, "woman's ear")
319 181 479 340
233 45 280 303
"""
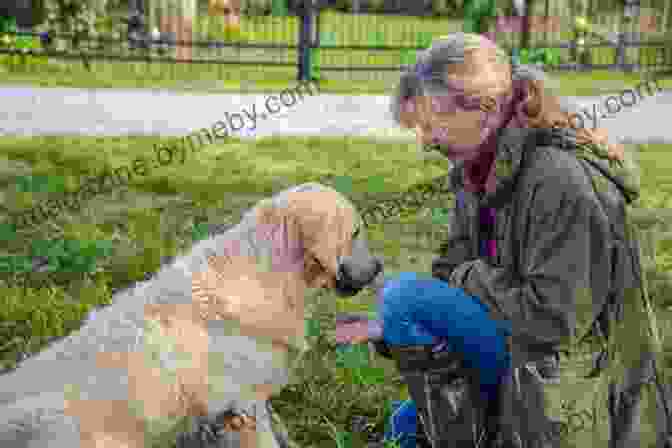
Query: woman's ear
519 78 543 119
398 97 419 129
479 96 498 113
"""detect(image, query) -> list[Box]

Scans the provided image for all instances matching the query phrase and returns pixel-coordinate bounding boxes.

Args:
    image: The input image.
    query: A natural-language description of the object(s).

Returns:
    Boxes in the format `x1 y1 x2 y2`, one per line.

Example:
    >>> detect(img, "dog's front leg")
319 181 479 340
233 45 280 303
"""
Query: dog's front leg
66 398 148 448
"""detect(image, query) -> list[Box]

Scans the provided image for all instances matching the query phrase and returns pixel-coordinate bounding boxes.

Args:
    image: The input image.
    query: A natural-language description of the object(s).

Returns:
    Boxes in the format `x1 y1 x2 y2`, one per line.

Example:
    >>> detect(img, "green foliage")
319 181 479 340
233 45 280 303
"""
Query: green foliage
323 415 354 448
191 222 210 242
39 0 102 54
0 16 45 71
431 0 461 17
0 255 33 274
242 0 273 16
0 222 16 242
336 344 387 387
15 174 67 194
305 317 322 339
366 175 387 194
29 238 112 274
0 235 114 280
519 47 561 67
431 207 451 225
331 175 356 196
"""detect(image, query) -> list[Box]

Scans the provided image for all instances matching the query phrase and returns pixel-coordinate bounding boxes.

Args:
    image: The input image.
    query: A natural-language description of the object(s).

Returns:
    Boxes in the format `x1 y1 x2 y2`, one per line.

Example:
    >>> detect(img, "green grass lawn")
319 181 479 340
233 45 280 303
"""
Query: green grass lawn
2 11 670 95
0 135 671 447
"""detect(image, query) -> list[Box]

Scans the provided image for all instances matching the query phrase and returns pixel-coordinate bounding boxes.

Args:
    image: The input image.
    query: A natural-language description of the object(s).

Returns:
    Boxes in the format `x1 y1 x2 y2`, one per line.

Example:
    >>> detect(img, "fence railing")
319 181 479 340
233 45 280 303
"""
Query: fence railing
1 7 671 87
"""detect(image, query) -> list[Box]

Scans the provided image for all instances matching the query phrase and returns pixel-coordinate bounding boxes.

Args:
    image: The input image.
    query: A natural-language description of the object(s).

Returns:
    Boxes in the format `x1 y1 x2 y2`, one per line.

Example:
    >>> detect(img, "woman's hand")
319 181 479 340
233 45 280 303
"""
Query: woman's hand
578 127 625 162
335 320 373 345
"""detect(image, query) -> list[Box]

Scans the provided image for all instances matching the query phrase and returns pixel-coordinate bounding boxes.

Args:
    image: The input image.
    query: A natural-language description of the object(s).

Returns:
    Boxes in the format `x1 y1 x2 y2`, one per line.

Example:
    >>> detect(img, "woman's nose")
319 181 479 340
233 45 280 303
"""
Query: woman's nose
414 125 434 146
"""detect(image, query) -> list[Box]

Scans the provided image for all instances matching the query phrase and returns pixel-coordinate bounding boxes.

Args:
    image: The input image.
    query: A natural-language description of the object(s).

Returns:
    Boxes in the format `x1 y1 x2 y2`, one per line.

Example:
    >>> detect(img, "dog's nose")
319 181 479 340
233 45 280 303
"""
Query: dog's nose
372 257 383 279
338 257 383 289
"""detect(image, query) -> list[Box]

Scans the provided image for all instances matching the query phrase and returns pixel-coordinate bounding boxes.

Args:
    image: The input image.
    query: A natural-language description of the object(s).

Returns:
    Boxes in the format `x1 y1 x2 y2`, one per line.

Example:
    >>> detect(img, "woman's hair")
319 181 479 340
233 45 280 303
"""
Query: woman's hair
390 33 624 160
390 69 424 128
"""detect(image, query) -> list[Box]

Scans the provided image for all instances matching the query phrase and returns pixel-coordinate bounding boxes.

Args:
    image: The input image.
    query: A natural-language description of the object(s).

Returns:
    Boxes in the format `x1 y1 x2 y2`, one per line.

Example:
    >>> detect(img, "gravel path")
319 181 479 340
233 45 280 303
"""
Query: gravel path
1 85 671 144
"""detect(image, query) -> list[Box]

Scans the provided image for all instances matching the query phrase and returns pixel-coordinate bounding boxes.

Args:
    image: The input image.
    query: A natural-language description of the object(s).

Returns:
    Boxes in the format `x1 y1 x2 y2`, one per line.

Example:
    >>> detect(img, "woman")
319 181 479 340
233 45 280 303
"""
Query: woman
367 32 656 448
151 0 196 61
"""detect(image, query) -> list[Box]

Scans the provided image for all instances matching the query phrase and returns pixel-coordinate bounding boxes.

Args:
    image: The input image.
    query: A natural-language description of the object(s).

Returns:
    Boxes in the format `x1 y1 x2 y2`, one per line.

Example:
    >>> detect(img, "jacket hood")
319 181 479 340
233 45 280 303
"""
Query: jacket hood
449 127 640 207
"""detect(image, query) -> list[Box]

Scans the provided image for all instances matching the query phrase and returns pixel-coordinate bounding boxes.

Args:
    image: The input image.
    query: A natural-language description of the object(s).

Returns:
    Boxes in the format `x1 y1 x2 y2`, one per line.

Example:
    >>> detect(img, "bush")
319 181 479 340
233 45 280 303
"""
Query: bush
0 18 48 72
39 0 101 54
243 0 272 16
431 0 456 17
368 0 386 13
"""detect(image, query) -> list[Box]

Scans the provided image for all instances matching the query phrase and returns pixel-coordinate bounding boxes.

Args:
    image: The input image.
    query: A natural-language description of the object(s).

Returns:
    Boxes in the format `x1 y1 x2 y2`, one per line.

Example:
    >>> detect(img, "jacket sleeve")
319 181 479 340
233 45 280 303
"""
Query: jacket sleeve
448 166 613 350
431 190 476 282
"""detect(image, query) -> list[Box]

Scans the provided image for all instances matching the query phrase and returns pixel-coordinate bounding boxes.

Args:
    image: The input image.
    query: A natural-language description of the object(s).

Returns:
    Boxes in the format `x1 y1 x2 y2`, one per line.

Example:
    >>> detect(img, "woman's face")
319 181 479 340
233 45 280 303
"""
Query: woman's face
401 49 512 160
410 95 489 160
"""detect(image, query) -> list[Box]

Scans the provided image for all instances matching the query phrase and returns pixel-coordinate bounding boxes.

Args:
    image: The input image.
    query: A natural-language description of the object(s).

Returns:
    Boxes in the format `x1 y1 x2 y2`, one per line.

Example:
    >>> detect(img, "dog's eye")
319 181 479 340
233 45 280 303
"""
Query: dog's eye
312 255 327 273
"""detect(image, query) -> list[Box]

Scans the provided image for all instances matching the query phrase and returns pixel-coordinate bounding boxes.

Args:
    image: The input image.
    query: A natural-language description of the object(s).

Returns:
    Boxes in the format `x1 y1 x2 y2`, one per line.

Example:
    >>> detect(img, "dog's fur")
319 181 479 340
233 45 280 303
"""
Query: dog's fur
0 183 381 448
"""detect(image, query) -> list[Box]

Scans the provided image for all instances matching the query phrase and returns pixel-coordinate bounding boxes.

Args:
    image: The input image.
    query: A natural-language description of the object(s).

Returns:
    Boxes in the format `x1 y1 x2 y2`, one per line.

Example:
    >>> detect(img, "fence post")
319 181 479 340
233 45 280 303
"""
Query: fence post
297 0 317 82
616 31 626 72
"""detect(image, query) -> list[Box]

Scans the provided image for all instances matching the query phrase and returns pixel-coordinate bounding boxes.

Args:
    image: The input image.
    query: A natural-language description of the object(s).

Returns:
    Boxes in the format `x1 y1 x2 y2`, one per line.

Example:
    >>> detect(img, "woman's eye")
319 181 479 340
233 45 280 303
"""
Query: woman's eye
458 95 483 110
431 98 453 113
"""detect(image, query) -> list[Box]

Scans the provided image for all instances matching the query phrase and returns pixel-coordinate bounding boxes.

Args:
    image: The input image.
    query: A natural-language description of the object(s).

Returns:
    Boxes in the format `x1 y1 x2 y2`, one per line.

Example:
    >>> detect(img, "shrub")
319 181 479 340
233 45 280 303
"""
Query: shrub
243 0 272 16
431 0 457 17
0 17 48 71
39 0 101 54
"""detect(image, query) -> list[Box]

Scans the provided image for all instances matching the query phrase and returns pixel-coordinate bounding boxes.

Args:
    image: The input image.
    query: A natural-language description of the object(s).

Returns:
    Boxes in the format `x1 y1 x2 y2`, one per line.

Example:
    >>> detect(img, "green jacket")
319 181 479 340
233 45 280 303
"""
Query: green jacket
432 126 663 447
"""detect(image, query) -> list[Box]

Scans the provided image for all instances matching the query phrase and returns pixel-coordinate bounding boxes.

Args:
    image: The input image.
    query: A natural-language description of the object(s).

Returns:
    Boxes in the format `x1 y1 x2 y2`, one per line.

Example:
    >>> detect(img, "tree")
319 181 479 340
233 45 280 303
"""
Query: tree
463 0 496 34
0 0 46 28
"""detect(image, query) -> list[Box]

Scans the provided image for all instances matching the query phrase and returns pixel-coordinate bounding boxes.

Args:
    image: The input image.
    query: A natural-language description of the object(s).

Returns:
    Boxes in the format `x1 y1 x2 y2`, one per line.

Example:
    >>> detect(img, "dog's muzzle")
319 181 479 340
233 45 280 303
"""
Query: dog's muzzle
335 257 383 297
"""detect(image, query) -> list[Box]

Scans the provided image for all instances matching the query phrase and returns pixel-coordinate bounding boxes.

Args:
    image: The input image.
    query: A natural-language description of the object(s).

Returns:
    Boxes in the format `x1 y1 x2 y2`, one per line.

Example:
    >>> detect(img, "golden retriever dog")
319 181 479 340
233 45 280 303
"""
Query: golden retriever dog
0 183 382 448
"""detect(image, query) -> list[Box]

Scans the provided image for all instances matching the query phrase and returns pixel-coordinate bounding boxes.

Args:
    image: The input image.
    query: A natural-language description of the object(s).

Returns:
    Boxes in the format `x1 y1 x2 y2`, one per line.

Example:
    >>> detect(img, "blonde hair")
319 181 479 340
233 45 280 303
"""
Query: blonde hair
390 34 624 161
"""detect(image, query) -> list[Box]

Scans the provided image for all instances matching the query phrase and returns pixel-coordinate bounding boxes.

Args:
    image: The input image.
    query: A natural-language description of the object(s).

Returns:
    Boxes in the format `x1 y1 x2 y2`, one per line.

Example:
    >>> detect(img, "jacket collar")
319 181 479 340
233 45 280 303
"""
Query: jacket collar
449 126 640 208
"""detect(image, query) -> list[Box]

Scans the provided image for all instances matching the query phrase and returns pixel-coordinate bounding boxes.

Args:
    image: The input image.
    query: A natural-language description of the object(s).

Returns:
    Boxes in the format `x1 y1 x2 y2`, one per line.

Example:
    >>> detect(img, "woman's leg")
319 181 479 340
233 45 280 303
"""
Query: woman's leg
385 399 419 448
379 272 511 399
379 272 511 445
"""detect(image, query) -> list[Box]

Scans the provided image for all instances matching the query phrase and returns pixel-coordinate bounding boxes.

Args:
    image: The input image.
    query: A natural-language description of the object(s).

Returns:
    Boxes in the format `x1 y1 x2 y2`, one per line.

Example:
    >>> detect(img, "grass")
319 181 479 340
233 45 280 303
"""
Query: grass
1 11 670 95
3 54 669 96
0 135 671 447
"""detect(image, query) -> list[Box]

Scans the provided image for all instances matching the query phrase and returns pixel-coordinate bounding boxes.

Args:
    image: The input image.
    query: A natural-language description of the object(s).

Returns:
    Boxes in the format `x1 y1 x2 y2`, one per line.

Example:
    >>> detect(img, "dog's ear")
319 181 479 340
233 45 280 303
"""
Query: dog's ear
282 189 358 278
254 201 304 273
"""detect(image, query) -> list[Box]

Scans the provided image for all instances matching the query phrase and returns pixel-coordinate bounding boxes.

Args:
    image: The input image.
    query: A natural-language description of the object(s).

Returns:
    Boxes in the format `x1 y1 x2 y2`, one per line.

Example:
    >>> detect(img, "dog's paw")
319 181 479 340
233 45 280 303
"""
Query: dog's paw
174 411 259 448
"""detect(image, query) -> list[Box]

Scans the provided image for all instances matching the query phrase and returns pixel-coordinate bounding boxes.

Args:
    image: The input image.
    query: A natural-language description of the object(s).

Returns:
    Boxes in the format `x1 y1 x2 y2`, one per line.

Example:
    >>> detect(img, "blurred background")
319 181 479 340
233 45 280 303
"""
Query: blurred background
0 0 670 92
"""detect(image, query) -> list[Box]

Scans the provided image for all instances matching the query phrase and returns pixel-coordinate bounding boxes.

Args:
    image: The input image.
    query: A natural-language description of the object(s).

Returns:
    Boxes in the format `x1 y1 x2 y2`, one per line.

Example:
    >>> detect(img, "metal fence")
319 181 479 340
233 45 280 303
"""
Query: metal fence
0 5 670 88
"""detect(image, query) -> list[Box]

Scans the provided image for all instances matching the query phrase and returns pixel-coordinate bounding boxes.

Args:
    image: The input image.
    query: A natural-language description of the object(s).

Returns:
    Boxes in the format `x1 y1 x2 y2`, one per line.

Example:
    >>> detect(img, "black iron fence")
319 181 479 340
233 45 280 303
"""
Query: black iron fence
0 5 670 88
